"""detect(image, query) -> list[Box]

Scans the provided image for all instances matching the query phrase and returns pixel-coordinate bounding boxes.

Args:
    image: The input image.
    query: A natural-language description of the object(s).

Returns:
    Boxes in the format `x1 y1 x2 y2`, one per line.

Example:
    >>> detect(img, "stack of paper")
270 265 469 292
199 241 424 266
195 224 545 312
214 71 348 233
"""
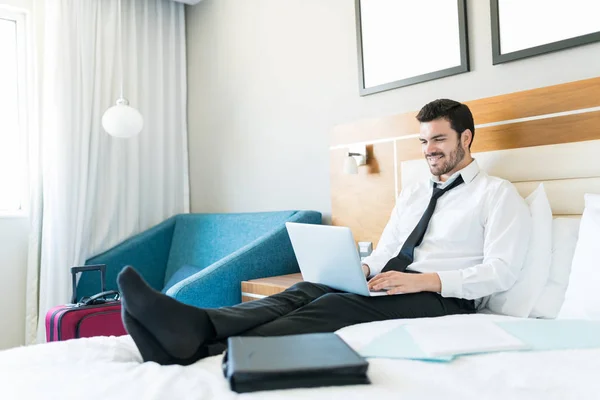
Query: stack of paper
359 324 455 362
403 321 529 357
497 319 600 351
359 319 600 362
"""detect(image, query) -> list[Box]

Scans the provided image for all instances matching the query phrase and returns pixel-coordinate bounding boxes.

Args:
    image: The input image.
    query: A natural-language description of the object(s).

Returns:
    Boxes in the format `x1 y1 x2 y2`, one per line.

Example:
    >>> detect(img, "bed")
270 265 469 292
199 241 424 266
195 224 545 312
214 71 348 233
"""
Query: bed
2 77 600 399
2 313 600 400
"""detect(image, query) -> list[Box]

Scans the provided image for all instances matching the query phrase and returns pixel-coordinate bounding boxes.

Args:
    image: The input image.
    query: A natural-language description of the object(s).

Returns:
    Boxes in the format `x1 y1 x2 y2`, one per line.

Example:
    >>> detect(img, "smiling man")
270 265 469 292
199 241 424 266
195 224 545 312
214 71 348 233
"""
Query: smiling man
363 99 529 300
117 99 532 366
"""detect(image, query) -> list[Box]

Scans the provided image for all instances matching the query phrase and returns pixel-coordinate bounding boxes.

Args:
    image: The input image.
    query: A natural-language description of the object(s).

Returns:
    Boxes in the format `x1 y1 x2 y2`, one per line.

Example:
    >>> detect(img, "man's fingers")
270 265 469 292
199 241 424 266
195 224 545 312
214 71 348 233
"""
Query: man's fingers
371 279 398 290
371 279 388 290
368 277 387 288
368 272 407 290
368 277 385 287
371 275 399 287
387 287 406 295
369 271 395 284
367 275 386 287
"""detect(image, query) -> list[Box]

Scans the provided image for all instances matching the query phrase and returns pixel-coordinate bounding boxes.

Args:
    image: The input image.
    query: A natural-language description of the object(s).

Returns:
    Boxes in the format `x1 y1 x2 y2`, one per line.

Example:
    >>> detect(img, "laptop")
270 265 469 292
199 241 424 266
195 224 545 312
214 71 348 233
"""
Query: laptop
285 222 388 297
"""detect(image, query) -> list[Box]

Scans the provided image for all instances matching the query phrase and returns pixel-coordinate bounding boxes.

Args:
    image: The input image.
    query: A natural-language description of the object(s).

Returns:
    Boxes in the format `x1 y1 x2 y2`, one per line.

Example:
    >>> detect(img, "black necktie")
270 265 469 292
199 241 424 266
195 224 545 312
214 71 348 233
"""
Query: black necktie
381 175 465 273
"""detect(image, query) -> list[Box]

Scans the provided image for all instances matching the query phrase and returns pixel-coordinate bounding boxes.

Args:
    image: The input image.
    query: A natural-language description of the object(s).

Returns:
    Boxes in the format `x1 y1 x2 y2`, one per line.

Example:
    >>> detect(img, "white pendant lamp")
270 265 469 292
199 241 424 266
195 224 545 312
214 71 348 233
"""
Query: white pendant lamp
102 0 143 138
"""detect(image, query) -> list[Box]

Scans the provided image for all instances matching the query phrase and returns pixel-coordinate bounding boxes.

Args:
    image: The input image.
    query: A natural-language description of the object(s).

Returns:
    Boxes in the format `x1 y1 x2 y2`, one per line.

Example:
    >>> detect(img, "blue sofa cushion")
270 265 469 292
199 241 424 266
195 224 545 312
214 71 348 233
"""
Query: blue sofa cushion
164 211 297 286
162 264 203 293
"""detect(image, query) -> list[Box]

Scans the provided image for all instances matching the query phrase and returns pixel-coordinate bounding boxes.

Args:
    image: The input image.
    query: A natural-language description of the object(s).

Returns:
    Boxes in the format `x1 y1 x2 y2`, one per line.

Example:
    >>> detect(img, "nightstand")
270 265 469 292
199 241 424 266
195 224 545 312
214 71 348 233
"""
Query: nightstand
241 273 303 302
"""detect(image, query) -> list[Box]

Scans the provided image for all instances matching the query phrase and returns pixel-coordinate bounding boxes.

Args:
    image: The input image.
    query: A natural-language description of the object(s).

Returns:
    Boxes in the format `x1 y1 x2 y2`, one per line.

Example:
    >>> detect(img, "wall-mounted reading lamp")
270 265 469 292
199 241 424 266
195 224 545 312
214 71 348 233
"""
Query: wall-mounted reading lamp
343 144 367 174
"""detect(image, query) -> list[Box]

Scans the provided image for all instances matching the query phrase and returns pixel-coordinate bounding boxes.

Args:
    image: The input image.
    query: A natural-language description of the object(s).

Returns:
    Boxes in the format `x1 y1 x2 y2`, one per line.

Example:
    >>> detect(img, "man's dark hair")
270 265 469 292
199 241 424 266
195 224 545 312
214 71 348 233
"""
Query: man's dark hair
416 99 475 149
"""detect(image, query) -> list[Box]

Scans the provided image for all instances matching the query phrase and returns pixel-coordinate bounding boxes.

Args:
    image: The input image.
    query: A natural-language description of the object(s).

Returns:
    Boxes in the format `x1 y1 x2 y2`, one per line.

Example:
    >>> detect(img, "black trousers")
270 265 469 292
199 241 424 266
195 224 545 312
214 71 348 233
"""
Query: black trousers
205 281 476 341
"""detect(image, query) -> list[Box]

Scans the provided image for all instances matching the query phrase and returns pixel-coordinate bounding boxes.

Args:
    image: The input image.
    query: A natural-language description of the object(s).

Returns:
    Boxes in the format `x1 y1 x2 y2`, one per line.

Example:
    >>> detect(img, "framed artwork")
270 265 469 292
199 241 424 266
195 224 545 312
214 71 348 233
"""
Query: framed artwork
355 0 469 96
491 0 600 64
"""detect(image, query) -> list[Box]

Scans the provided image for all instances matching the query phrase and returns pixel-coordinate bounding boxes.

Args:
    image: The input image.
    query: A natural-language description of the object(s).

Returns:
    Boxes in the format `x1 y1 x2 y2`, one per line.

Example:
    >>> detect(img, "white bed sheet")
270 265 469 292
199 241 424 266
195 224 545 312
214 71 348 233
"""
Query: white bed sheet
1 313 598 400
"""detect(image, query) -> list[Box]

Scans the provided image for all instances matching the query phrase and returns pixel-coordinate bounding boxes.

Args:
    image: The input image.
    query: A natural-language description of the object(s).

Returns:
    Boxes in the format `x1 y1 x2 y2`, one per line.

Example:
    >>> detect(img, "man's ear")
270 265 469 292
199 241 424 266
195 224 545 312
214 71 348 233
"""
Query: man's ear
462 129 473 148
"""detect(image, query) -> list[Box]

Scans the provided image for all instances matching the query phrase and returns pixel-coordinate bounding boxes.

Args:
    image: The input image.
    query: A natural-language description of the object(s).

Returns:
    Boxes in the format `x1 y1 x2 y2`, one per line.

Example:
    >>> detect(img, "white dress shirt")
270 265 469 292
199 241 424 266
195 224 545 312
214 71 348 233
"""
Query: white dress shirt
362 159 531 306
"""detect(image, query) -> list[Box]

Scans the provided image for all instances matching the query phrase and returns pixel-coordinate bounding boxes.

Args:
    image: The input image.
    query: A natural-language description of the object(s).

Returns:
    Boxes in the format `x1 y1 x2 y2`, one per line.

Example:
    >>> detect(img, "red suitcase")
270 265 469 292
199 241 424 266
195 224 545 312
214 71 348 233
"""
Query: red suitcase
45 264 127 342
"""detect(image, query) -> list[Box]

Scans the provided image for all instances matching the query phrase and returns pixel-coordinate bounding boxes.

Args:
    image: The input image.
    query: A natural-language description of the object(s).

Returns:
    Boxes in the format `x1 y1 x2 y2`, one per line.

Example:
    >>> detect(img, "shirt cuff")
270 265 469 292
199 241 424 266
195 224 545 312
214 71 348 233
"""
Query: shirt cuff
361 255 383 277
436 270 463 298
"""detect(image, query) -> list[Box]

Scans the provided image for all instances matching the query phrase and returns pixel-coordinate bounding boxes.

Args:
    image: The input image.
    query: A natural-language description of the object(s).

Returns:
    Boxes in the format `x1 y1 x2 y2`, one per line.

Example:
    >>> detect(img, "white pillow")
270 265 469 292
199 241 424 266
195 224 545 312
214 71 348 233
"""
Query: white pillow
486 183 553 317
529 217 580 318
558 194 600 320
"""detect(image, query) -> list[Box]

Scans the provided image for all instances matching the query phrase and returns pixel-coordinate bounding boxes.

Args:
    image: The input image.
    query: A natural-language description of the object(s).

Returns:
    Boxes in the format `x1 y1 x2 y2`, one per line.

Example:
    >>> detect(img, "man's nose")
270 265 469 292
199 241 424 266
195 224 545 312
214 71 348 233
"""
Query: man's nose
424 142 437 155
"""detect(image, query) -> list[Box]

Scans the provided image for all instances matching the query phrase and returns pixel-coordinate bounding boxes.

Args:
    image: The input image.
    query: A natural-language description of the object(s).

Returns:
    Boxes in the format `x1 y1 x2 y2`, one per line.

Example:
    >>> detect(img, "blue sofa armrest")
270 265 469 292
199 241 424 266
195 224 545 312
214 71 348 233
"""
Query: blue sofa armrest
77 216 177 299
166 210 321 308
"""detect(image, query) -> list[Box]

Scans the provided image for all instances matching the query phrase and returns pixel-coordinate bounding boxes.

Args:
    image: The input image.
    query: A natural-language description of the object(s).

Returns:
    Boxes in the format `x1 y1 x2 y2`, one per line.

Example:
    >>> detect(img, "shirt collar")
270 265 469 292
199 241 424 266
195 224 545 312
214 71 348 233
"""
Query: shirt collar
431 159 480 188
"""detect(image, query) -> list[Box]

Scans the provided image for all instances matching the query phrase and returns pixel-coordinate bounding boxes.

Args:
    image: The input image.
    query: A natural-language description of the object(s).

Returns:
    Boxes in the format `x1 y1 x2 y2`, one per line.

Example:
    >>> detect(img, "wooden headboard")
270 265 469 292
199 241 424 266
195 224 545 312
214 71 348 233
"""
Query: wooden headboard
330 77 600 247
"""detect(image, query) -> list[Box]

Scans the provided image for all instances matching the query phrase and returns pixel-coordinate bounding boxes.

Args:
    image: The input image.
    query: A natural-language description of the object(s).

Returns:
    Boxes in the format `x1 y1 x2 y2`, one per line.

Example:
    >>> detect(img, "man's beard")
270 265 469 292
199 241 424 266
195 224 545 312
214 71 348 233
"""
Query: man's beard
427 142 465 177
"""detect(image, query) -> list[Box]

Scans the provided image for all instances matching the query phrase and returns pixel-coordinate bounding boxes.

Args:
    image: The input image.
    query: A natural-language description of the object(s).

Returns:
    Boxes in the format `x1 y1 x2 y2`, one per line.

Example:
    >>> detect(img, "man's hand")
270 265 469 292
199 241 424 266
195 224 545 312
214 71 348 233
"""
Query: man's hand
367 271 441 294
361 264 370 278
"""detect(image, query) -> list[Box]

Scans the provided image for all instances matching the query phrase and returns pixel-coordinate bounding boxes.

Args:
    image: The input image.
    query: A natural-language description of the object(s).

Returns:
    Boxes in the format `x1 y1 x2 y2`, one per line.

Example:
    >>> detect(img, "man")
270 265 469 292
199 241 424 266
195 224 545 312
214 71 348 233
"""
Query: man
117 99 531 366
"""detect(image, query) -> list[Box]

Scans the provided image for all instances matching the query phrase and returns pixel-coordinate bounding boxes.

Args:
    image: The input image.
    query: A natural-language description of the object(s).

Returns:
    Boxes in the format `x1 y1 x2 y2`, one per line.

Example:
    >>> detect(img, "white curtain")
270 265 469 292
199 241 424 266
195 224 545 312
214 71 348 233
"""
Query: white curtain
25 0 189 344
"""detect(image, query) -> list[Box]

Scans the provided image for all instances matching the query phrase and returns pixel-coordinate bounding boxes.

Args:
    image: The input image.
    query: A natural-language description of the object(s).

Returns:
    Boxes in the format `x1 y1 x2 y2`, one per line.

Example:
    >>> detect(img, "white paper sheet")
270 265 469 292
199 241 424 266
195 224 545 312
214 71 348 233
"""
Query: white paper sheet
404 320 529 357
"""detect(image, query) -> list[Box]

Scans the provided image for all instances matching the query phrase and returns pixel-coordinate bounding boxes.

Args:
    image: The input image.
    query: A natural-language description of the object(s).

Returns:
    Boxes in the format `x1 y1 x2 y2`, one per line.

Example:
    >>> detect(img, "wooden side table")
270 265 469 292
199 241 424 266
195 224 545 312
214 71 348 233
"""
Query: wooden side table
241 273 303 302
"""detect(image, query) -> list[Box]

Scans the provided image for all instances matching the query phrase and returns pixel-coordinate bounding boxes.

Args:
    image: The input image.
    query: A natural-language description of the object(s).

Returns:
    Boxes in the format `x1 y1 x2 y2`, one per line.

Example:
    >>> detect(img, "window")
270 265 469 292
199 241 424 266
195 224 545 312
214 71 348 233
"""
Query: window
0 9 28 213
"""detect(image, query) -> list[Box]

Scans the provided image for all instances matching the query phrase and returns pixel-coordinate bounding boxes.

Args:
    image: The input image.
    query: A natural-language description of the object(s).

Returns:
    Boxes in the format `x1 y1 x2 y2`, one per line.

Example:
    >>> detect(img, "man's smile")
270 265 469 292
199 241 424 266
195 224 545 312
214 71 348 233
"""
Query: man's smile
427 154 444 164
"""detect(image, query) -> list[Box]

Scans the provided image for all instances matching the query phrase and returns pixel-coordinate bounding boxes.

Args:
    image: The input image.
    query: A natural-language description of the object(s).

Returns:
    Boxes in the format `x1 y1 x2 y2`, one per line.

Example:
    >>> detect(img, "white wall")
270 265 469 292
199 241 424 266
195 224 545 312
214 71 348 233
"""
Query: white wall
0 0 37 350
0 0 30 9
186 0 600 220
0 218 29 349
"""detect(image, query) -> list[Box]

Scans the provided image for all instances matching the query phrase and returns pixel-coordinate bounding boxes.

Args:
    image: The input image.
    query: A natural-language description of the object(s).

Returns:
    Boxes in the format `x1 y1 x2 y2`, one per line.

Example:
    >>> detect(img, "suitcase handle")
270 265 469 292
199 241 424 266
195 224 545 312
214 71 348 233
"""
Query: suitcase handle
80 290 120 306
71 264 107 304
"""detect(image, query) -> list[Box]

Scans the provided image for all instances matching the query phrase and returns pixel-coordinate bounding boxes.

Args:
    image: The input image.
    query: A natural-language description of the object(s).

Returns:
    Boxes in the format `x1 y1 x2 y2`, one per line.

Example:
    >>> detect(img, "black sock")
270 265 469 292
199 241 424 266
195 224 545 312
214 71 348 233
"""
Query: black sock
122 309 208 366
122 309 178 365
117 266 215 361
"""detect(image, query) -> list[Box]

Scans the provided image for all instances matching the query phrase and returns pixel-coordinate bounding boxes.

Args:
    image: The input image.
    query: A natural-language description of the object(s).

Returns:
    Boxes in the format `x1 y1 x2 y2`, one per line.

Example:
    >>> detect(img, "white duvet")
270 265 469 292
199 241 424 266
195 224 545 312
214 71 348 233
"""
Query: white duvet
1 314 599 400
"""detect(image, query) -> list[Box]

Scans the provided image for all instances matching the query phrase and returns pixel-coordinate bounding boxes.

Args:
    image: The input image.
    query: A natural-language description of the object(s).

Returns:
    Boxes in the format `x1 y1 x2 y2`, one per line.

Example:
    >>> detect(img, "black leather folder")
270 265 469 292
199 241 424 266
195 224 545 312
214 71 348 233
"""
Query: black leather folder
222 332 370 393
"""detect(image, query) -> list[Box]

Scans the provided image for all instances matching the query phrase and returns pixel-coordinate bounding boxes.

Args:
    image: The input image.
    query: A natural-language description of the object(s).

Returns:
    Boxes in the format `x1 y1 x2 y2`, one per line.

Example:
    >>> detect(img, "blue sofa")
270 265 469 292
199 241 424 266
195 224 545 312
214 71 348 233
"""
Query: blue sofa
76 210 321 308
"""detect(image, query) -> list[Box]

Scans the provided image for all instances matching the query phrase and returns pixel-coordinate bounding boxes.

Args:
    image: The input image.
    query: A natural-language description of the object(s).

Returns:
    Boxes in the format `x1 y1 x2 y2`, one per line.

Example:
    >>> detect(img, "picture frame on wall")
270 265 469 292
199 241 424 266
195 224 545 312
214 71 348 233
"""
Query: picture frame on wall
491 0 600 65
355 0 469 96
